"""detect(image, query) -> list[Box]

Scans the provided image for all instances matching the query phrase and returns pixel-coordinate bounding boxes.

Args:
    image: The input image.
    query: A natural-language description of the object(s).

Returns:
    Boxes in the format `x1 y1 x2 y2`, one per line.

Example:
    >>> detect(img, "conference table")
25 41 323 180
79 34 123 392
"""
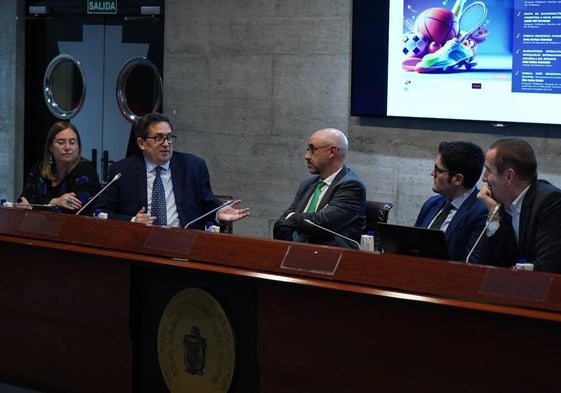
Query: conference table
0 207 560 393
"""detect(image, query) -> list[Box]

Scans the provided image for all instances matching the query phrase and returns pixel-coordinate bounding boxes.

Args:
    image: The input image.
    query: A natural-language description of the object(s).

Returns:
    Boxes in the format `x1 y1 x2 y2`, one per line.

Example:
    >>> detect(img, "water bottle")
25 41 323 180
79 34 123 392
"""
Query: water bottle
1 198 13 207
205 221 220 232
360 231 375 251
92 209 108 219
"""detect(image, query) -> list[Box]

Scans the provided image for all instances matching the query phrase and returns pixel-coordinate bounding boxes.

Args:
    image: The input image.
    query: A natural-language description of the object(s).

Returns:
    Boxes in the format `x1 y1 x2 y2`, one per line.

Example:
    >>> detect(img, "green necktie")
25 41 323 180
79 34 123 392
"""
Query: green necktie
305 181 326 213
429 201 454 230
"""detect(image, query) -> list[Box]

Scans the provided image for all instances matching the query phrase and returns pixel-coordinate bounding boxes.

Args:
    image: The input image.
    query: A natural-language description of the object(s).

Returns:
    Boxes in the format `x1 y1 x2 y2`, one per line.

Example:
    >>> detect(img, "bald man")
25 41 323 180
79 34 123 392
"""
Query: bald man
273 128 366 249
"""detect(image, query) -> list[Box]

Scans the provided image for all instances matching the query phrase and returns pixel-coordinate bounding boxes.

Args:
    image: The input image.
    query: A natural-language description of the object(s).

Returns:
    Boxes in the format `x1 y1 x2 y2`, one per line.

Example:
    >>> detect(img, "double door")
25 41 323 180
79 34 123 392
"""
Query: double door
24 7 164 181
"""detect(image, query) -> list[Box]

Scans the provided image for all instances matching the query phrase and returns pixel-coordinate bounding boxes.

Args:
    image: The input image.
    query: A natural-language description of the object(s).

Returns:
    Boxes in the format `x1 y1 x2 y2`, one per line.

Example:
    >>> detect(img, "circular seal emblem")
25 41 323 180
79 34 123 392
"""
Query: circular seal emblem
157 288 236 393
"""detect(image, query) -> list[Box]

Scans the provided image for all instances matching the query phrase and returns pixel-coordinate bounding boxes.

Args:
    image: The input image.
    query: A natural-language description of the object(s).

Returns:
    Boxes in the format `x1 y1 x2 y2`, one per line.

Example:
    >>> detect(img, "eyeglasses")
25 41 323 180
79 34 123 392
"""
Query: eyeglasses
144 134 177 144
434 164 456 175
53 138 78 147
306 144 331 154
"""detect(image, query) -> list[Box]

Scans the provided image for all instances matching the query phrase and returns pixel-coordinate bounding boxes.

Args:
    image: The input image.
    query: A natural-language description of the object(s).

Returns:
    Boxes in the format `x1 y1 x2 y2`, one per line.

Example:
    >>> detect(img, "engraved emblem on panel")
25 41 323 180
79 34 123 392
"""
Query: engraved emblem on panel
184 326 206 375
158 288 235 393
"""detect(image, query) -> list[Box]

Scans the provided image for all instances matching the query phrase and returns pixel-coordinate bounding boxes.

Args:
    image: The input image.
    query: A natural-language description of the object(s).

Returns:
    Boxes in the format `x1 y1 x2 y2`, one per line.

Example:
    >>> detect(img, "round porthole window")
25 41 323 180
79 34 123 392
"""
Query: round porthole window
116 57 163 123
43 54 86 119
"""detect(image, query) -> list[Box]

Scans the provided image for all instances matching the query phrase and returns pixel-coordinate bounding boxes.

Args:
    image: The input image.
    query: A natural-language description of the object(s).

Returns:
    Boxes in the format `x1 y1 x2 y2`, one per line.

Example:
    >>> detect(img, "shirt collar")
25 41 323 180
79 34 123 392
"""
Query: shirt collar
320 168 342 187
506 184 531 216
145 158 170 172
450 186 476 210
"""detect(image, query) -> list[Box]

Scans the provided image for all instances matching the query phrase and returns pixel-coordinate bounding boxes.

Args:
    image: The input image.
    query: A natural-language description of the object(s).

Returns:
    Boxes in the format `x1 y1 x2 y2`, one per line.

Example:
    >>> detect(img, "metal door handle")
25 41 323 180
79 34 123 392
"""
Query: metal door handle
100 150 114 183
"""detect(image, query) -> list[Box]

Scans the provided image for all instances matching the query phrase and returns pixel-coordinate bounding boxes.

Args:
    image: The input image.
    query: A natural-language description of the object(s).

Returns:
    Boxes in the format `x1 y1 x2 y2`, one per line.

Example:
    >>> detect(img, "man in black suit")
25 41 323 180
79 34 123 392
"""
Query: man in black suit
94 112 249 229
478 137 561 273
273 128 366 249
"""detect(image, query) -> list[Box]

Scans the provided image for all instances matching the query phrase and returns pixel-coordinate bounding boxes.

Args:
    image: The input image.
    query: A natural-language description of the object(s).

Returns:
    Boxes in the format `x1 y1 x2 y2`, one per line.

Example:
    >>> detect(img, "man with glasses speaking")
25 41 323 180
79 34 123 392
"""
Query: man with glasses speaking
273 128 366 249
415 141 488 263
94 112 249 229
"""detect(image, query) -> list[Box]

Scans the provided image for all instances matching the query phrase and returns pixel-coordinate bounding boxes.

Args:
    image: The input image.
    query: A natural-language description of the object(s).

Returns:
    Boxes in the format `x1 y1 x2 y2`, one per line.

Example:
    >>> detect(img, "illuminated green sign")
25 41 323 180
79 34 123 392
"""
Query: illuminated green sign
87 0 117 14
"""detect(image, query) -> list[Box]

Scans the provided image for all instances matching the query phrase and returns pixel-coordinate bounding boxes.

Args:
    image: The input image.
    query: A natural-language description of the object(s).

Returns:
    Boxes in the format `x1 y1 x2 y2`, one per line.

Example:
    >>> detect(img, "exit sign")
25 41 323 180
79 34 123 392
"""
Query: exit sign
87 0 117 14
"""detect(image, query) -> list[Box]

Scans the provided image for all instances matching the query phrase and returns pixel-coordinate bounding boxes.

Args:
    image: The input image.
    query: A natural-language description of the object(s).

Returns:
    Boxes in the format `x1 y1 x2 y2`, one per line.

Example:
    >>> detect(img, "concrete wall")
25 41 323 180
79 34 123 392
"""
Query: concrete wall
2 0 561 238
0 0 24 202
163 0 353 237
163 0 561 238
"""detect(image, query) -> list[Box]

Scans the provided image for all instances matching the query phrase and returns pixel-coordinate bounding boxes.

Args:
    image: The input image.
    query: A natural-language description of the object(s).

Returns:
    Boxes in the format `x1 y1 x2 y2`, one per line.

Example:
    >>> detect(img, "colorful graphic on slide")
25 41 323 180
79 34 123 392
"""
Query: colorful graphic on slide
402 0 489 72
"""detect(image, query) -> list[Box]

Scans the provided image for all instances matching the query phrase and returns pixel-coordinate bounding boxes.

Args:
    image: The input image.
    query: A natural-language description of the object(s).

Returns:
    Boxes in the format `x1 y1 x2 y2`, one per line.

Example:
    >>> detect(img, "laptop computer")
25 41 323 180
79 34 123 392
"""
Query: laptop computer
376 222 449 260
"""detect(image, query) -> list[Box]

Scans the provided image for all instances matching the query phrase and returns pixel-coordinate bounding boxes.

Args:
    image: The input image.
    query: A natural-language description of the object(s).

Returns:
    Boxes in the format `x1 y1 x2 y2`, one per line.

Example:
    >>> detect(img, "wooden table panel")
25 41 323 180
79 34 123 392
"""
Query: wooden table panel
1 207 560 393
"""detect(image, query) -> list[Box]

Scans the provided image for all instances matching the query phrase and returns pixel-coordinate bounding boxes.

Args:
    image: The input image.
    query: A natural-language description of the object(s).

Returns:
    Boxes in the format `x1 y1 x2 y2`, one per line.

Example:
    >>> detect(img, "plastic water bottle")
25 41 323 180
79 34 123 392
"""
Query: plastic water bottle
514 258 534 271
92 209 108 219
205 221 220 232
360 231 375 251
0 198 13 207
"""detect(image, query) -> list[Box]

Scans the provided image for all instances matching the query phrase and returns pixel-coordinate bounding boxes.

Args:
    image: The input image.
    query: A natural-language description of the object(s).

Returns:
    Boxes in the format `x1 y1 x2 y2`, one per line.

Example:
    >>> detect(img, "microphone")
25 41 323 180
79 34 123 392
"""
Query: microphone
25 203 57 209
303 219 361 249
3 201 56 209
465 204 501 264
75 173 122 216
184 198 234 229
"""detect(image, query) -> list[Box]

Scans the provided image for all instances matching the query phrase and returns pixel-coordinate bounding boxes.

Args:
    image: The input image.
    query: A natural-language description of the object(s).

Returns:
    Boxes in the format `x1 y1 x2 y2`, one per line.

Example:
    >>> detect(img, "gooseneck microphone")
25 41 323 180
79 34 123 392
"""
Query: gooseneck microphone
0 201 56 209
303 219 361 249
465 204 501 264
184 198 234 229
75 173 122 216
24 203 57 209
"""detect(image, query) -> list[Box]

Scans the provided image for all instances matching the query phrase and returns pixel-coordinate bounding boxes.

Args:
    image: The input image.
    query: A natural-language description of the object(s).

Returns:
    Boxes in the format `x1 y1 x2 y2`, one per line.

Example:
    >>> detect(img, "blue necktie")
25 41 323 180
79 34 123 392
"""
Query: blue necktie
152 166 167 225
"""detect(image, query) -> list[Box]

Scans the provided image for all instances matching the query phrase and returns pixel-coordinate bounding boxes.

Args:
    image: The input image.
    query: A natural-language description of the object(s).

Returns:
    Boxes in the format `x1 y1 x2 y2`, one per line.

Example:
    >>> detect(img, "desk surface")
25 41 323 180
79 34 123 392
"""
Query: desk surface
1 206 560 322
2 207 561 393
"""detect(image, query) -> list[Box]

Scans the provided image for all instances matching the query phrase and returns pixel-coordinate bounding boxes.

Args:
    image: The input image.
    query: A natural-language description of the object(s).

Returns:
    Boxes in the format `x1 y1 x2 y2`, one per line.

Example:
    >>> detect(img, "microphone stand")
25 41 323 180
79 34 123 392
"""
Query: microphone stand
28 203 57 208
465 204 501 264
184 199 234 229
75 173 122 216
2 202 65 210
17 203 57 209
303 219 361 249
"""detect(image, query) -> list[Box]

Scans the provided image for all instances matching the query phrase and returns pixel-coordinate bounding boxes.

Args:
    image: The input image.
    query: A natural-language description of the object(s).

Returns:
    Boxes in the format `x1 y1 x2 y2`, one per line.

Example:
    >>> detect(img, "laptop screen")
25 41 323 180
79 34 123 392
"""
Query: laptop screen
377 222 449 260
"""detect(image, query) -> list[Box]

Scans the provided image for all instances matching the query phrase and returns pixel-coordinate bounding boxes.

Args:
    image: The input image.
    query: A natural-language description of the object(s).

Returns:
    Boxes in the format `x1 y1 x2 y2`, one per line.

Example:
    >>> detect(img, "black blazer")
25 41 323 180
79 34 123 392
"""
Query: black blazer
273 165 366 249
480 179 561 273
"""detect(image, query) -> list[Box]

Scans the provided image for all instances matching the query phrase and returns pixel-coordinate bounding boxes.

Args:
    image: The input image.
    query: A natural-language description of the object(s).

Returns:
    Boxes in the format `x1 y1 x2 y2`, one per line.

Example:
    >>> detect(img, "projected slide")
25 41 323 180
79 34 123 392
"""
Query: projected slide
385 0 561 124
512 0 561 94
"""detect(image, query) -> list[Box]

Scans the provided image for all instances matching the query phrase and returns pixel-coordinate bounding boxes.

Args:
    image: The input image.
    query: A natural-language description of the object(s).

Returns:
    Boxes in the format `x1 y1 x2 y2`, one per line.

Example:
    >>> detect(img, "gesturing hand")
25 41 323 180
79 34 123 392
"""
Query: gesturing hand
135 207 156 225
217 200 250 222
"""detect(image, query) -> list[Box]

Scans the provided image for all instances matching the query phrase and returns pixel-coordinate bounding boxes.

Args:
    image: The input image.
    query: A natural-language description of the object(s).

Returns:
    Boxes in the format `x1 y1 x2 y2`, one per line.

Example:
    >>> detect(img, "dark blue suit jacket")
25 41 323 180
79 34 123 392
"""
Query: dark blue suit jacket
94 152 218 229
415 188 487 263
273 165 366 249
